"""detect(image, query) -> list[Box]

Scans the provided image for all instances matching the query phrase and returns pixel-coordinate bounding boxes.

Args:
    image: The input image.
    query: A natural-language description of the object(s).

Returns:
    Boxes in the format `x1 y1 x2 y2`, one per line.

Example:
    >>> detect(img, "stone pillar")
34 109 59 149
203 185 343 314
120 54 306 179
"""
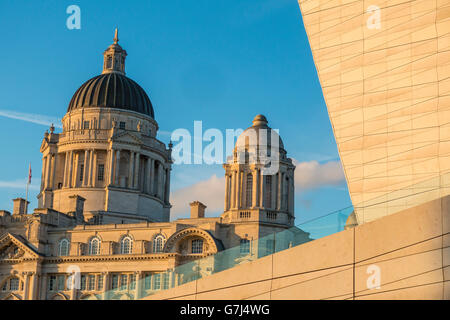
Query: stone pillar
23 272 30 300
108 149 115 186
224 174 230 211
164 168 170 203
252 170 258 208
82 150 89 187
231 171 236 209
259 170 264 207
128 151 135 188
235 171 240 209
102 272 109 300
114 149 121 186
73 152 79 188
50 153 57 189
145 158 151 194
68 151 74 188
134 152 140 189
45 154 52 189
277 171 282 210
135 271 142 300
62 152 68 187
30 272 38 300
40 274 47 300
40 156 46 191
91 151 98 187
86 149 94 187
149 158 155 195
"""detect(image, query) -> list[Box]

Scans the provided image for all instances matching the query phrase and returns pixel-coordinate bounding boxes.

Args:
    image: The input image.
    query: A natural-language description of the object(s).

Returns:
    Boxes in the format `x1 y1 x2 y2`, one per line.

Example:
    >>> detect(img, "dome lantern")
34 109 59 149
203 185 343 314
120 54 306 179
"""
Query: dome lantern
102 28 127 75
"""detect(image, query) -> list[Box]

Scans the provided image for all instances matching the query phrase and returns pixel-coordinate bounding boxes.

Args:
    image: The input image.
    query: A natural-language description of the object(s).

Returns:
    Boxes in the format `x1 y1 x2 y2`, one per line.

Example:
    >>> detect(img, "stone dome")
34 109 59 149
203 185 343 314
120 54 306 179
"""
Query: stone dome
233 115 286 162
67 72 154 118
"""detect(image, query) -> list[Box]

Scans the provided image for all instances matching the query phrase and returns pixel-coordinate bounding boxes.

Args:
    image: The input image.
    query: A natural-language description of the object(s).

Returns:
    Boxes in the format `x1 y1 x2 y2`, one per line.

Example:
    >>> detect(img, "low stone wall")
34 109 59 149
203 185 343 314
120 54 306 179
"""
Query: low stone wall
143 195 450 300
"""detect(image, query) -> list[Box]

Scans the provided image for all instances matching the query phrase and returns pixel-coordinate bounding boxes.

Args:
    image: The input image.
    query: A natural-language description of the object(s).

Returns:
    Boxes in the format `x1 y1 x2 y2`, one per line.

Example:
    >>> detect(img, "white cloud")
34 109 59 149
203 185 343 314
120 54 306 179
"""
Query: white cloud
170 174 225 219
0 179 40 191
292 159 346 191
0 109 62 128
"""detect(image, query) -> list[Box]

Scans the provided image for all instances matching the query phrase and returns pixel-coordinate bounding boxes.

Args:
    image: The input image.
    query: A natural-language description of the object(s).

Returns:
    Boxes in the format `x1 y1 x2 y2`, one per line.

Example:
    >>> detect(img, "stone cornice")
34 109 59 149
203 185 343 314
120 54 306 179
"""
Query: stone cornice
43 253 178 264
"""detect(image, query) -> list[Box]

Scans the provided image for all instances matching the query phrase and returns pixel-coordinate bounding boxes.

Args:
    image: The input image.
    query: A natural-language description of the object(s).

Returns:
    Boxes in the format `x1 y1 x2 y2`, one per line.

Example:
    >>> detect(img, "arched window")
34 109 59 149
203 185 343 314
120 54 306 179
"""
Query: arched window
120 236 133 254
88 237 101 255
191 239 203 254
246 173 253 207
58 239 70 256
153 235 165 253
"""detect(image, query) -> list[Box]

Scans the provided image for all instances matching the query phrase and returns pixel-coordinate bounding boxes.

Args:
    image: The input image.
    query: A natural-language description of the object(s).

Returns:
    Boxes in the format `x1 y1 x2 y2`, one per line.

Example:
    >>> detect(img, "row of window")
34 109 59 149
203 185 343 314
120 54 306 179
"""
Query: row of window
78 164 105 183
1 277 22 292
48 273 169 293
57 235 204 256
81 120 126 130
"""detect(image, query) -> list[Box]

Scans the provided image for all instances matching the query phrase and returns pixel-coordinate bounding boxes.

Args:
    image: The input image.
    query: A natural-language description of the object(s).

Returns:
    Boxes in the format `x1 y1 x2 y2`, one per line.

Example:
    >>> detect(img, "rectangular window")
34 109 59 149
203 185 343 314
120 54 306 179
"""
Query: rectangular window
57 275 65 291
88 275 96 291
120 274 128 290
111 275 119 290
80 275 86 291
240 239 250 254
191 239 203 254
97 275 103 291
144 274 152 290
83 121 89 129
2 281 7 291
162 273 169 290
48 276 57 291
97 164 105 181
129 274 136 290
153 274 161 290
79 164 84 182
119 121 126 129
10 278 19 291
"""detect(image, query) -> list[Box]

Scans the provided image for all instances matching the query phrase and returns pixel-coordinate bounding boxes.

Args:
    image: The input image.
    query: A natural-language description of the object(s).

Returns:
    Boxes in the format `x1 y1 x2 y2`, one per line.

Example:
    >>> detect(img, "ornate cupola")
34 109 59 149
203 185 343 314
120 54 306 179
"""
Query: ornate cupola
102 28 127 75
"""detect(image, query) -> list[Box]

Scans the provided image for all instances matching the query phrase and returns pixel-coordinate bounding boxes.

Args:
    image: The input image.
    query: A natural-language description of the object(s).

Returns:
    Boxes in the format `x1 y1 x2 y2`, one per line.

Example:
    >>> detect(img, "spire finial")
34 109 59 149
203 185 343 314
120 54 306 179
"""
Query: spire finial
113 28 119 44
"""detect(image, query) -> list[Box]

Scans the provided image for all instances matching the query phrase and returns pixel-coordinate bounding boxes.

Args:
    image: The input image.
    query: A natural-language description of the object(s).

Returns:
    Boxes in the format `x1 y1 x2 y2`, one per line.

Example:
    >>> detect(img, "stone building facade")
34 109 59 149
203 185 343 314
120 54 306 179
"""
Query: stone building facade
0 31 309 300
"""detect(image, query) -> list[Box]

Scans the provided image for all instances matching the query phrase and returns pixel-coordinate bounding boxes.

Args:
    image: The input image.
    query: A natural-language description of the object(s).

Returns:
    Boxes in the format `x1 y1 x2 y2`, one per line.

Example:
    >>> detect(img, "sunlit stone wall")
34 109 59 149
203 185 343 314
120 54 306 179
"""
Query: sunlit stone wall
298 0 450 223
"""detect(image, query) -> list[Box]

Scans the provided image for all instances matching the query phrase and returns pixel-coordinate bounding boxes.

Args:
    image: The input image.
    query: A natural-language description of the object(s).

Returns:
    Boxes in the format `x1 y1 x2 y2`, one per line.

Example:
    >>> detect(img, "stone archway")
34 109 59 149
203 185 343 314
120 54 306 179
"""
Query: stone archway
163 227 220 254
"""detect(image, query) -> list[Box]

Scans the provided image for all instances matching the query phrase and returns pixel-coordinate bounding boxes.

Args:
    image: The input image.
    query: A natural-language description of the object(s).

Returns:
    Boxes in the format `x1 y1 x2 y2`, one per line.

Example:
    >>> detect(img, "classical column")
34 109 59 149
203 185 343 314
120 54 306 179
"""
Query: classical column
87 150 94 187
114 149 121 186
82 150 89 187
67 151 74 188
23 272 30 300
149 158 155 195
259 171 264 207
134 152 140 189
164 167 170 203
45 154 52 189
40 274 48 300
63 152 68 187
40 156 46 191
231 171 236 209
72 152 79 188
224 174 230 211
102 272 109 300
30 272 38 300
50 153 57 189
145 158 151 194
108 149 115 186
128 151 135 188
235 171 240 209
252 169 258 208
91 150 98 187
135 271 142 300
277 171 283 210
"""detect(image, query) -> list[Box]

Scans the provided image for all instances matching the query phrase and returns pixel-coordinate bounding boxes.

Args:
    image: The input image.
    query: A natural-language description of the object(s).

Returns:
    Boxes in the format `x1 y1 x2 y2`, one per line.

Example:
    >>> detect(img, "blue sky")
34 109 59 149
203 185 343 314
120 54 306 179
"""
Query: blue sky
0 0 351 225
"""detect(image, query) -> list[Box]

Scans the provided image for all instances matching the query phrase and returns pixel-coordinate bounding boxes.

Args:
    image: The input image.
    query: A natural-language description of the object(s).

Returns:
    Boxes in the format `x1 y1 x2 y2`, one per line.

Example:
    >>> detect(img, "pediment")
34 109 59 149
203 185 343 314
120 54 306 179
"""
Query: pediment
111 131 142 145
39 137 49 153
0 233 40 262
